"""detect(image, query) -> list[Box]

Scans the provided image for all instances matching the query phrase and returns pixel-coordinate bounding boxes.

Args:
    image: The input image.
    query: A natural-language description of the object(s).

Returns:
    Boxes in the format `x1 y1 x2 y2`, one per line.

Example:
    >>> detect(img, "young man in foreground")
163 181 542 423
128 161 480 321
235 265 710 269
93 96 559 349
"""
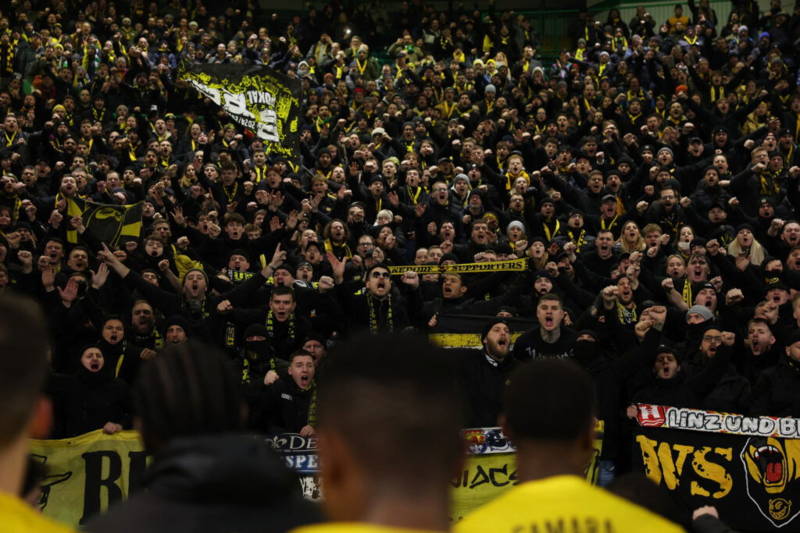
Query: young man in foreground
292 334 463 533
456 359 683 533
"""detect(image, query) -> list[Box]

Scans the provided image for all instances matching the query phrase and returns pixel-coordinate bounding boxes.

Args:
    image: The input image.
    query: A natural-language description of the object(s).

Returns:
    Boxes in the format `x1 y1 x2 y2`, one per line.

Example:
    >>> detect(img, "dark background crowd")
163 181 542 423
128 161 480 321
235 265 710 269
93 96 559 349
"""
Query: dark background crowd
1 0 800 495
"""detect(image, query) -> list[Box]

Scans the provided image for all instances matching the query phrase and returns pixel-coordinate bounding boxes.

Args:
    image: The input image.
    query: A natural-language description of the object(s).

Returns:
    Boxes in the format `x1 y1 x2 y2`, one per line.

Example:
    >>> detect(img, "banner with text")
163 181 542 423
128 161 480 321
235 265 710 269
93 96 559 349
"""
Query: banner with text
633 404 800 531
429 314 536 349
387 258 528 276
269 424 604 521
29 430 147 527
180 63 301 157
31 425 602 528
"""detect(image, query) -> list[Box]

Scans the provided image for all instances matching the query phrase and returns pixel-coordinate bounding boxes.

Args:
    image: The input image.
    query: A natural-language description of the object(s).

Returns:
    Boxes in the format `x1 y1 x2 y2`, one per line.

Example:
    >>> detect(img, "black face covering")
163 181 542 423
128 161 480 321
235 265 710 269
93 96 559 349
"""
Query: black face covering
686 321 708 342
245 341 269 360
572 340 596 364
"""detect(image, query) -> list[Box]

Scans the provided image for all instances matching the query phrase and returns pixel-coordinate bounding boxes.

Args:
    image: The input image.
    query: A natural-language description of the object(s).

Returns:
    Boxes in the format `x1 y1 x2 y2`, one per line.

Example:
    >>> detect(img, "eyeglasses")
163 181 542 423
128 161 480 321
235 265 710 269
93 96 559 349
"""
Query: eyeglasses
702 335 722 343
371 271 391 279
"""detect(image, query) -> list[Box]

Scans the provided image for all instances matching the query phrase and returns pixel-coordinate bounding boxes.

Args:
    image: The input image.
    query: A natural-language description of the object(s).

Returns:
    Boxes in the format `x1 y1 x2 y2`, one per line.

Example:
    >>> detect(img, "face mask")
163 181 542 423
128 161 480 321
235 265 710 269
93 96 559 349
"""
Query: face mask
686 321 709 343
572 340 596 363
245 340 269 358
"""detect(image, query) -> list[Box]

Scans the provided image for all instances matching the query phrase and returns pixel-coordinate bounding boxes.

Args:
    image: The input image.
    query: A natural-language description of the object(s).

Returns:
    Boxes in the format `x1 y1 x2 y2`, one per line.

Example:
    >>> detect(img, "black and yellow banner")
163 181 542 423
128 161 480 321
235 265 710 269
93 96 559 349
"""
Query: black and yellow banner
633 404 800 531
387 258 528 276
179 64 301 158
30 430 147 527
429 314 535 349
66 198 143 246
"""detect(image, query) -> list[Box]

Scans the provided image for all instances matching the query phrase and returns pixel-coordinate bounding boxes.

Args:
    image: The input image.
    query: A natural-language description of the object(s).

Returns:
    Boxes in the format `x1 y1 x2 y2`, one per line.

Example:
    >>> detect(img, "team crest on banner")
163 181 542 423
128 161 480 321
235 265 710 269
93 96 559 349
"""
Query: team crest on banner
741 437 800 528
179 64 301 158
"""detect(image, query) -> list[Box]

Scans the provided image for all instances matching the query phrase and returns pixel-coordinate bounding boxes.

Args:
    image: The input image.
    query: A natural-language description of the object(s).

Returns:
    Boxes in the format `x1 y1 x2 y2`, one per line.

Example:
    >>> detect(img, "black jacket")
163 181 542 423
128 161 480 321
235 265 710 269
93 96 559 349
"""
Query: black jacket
750 358 800 417
261 379 315 434
49 368 132 438
457 349 517 428
85 434 322 533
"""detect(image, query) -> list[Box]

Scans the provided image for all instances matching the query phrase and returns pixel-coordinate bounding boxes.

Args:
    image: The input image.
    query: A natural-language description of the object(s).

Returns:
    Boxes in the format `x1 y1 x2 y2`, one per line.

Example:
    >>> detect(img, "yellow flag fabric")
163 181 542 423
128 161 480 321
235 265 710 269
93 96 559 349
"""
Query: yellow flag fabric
29 430 146 528
65 198 143 247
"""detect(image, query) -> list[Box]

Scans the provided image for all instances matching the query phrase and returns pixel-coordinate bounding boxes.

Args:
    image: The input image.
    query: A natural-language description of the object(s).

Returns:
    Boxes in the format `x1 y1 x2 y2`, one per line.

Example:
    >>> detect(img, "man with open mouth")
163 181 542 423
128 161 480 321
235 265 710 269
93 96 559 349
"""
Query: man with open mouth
260 350 317 437
457 318 517 428
50 345 131 438
513 293 576 361
328 261 418 335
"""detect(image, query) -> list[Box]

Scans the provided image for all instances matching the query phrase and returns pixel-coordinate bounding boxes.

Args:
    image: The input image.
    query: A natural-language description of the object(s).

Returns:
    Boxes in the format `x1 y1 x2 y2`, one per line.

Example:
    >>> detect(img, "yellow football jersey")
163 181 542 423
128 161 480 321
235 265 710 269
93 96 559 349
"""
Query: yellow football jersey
455 475 684 533
293 524 443 533
0 491 75 533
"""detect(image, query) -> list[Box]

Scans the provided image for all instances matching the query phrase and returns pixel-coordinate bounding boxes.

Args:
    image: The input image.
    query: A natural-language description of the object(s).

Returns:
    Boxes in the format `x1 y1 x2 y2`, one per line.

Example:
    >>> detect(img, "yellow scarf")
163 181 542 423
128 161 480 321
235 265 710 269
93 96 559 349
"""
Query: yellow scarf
543 219 560 242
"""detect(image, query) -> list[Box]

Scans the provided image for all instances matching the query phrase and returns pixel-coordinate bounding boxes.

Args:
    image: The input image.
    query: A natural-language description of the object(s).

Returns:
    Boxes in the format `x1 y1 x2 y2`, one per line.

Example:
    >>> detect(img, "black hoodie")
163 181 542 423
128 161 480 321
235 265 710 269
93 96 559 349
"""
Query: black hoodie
49 364 132 438
85 434 322 533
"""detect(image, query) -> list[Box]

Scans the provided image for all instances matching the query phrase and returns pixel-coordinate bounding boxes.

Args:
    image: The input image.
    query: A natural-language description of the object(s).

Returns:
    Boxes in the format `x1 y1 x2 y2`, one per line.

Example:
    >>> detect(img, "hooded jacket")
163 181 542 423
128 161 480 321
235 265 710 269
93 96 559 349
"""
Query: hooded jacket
49 365 132 438
85 434 322 533
457 348 517 427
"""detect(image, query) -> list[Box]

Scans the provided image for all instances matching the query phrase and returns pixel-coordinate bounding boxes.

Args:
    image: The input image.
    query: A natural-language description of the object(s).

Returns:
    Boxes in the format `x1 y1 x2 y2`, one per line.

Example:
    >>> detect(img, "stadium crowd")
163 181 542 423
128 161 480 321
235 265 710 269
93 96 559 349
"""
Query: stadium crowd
1 0 800 497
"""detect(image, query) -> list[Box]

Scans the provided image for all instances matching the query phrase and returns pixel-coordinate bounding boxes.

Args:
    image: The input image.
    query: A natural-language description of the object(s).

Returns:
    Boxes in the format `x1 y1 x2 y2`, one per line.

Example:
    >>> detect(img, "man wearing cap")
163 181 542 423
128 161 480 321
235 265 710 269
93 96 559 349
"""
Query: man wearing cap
160 315 188 345
777 128 798 167
529 196 561 243
587 194 625 238
457 318 517 427
369 127 396 161
479 84 496 116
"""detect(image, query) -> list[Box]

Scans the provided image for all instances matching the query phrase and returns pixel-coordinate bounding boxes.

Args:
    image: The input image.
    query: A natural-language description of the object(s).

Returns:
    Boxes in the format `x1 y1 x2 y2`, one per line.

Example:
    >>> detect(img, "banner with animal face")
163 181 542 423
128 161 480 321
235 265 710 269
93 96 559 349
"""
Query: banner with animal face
633 403 800 530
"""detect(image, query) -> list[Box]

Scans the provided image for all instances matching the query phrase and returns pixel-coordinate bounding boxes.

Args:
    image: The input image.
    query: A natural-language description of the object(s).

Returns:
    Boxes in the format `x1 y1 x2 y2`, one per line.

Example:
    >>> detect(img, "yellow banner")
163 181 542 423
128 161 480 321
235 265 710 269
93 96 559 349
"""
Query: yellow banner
451 453 517 521
387 258 528 276
430 332 526 349
29 430 146 528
